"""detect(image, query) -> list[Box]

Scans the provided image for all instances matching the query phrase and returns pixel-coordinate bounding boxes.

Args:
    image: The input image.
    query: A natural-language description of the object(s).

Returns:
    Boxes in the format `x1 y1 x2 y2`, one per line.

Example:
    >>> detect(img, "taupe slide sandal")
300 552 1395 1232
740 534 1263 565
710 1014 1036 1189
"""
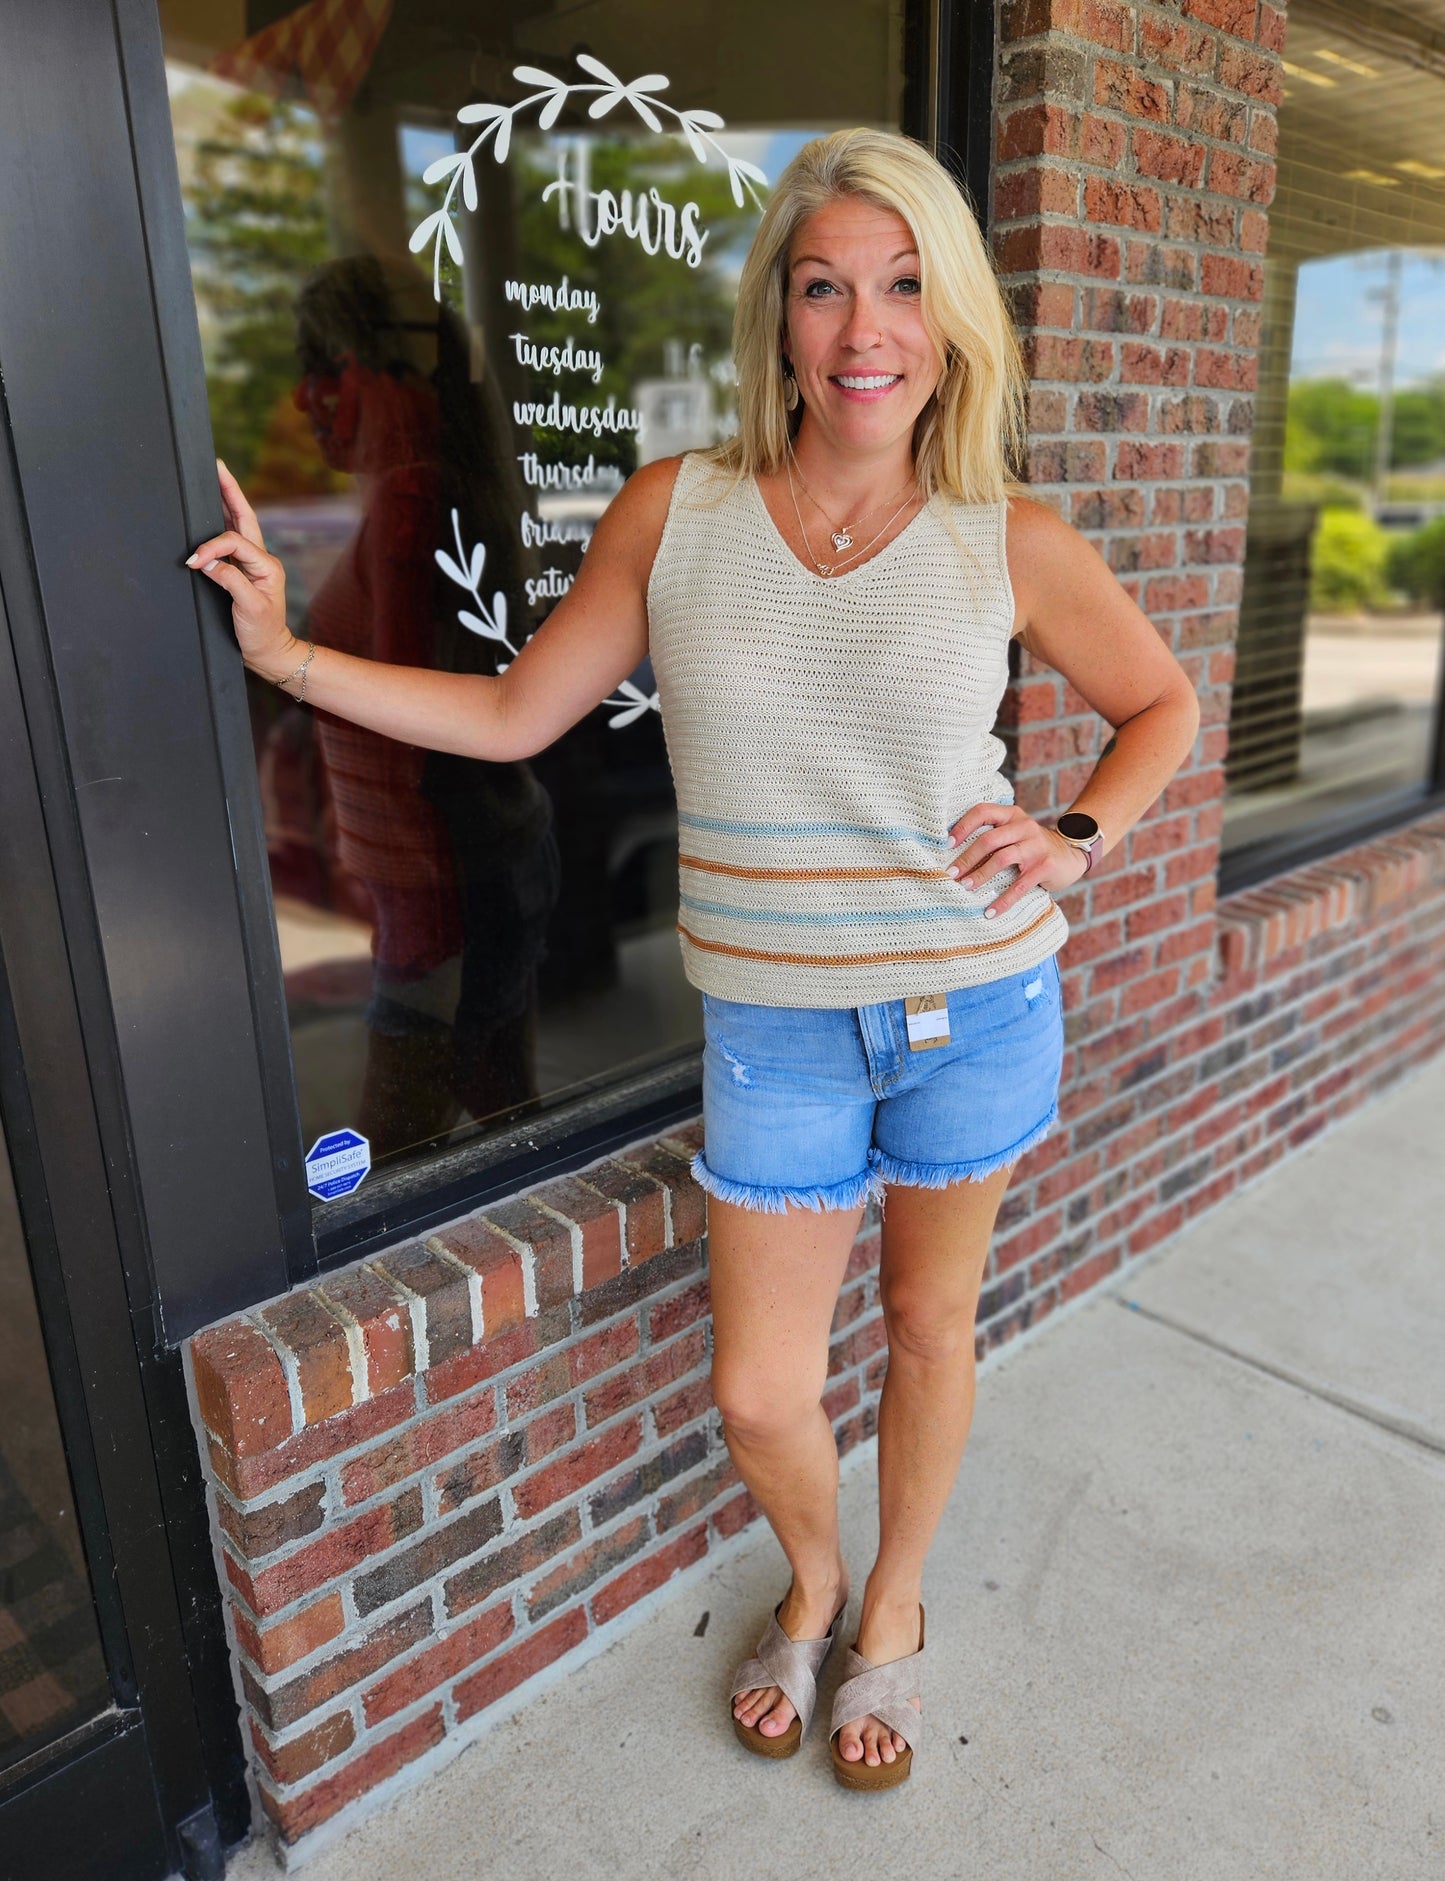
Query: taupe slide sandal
828 1604 926 1791
729 1594 849 1759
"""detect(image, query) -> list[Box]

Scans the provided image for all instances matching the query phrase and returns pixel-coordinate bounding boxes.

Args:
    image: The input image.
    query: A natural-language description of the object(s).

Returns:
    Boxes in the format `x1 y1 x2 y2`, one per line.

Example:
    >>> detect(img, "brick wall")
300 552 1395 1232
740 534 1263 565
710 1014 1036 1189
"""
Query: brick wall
186 1131 886 1848
183 1 1445 1857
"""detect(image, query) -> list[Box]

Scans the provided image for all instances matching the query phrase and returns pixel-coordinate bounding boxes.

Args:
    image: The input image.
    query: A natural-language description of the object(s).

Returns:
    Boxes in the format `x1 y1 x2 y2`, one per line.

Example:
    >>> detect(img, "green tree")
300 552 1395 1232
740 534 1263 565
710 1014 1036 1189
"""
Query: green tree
185 91 333 482
1387 517 1445 608
1286 379 1378 481
1309 508 1390 611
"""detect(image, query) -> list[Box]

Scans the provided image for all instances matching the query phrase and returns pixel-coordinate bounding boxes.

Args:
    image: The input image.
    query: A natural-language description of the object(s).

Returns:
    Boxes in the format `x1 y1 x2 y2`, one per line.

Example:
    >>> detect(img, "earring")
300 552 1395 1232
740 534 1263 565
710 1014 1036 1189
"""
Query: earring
781 358 800 413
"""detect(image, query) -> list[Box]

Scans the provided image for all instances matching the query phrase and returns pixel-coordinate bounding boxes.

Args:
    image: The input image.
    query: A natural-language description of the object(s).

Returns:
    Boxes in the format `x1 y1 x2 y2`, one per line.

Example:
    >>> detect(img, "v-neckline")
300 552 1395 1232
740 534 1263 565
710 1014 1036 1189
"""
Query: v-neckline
747 472 936 586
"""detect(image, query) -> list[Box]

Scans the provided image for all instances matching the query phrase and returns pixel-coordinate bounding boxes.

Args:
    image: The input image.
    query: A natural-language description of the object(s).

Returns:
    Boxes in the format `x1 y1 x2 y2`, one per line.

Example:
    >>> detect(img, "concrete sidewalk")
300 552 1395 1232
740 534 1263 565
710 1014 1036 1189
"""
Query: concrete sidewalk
231 1053 1445 1881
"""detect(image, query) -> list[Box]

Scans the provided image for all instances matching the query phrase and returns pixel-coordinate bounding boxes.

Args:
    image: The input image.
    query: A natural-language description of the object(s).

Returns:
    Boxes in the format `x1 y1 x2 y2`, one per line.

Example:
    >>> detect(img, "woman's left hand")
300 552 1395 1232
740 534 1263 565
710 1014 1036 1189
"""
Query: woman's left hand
945 802 1088 917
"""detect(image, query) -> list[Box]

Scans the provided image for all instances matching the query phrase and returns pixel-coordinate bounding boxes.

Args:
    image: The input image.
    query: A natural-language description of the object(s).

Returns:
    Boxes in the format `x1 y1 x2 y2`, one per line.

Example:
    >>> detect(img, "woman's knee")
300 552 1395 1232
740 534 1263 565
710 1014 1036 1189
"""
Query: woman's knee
711 1360 825 1445
880 1283 977 1365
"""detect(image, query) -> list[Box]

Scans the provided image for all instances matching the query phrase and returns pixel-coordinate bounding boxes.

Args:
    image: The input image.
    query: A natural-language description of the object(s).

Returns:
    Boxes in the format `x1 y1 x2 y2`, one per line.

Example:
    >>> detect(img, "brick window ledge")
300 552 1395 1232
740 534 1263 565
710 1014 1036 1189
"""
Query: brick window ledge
1217 815 1445 980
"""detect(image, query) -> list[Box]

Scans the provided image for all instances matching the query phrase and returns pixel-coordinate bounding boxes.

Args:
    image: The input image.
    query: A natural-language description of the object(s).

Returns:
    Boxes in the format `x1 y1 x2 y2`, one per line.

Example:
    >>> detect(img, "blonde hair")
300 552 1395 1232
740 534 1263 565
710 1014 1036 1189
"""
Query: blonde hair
702 128 1026 506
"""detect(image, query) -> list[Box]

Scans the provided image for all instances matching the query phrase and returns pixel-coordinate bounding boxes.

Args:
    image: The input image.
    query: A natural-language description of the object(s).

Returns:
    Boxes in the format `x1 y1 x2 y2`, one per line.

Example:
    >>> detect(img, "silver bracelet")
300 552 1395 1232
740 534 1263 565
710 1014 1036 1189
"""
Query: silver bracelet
275 640 316 705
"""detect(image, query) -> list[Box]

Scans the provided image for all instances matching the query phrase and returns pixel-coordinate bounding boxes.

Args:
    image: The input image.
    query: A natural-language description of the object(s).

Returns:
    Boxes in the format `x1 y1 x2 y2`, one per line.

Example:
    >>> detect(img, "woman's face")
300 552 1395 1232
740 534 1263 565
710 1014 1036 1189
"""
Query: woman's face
782 195 942 458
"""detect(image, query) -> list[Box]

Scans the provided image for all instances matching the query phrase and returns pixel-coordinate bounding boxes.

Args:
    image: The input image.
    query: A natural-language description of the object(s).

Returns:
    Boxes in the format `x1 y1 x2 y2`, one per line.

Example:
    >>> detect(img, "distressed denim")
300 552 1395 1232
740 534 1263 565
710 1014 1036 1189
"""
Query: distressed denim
692 954 1064 1214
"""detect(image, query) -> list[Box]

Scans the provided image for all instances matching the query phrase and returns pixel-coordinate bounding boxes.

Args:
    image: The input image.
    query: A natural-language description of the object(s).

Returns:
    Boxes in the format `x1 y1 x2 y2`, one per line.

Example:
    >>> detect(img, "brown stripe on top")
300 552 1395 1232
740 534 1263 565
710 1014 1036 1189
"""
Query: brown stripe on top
676 904 1058 970
679 853 946 882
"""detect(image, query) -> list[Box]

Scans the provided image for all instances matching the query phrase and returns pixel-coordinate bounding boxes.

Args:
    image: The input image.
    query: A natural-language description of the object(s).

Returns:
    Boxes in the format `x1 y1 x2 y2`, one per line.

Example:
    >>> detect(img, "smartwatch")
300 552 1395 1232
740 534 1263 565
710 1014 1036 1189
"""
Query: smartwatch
1054 810 1104 875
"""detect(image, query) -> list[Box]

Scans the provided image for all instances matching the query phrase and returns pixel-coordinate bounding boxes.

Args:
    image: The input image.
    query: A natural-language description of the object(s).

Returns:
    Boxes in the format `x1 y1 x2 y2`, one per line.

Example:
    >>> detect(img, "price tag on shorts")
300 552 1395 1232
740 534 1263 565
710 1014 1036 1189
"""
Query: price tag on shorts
904 993 951 1050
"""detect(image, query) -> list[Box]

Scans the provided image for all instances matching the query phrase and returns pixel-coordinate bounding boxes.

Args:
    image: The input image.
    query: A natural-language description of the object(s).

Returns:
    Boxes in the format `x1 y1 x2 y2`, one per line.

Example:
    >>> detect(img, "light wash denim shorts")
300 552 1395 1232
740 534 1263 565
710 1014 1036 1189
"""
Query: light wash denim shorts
690 954 1065 1214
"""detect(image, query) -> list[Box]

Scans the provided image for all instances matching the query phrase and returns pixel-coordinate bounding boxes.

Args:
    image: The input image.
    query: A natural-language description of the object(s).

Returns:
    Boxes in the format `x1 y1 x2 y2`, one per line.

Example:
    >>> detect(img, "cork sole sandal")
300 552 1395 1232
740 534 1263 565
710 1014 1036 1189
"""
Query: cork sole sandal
828 1605 925 1792
729 1595 848 1760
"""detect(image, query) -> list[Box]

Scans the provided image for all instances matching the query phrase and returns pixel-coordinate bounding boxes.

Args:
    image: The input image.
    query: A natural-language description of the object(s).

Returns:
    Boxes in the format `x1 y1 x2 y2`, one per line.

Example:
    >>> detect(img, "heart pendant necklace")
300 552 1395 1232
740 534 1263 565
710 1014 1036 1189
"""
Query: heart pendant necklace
788 449 916 560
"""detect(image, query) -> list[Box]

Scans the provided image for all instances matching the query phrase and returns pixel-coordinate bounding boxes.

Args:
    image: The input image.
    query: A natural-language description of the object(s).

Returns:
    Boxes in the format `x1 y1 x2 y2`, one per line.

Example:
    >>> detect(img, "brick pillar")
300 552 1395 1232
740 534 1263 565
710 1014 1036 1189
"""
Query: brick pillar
977 0 1285 1298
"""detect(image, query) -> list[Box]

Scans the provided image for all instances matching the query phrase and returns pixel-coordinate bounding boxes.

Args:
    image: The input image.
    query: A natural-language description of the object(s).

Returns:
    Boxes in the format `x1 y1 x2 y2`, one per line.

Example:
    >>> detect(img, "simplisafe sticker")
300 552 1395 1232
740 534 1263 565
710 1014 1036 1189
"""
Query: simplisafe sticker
305 1129 371 1202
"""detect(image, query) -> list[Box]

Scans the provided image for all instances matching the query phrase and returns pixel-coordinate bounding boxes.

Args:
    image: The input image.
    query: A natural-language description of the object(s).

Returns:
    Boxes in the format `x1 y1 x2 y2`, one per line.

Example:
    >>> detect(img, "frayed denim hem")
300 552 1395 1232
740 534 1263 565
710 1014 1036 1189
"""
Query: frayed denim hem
689 1150 883 1216
868 1104 1059 1195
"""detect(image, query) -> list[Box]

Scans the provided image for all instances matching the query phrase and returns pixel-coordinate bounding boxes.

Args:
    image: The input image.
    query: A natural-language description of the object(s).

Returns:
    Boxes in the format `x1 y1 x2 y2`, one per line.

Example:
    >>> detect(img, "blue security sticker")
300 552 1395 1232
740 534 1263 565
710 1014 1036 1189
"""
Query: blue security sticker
305 1128 371 1202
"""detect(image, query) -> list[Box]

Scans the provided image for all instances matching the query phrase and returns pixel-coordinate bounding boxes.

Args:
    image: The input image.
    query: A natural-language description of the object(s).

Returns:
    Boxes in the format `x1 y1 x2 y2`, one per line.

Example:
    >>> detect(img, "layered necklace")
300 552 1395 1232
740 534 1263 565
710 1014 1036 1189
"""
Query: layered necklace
784 449 922 578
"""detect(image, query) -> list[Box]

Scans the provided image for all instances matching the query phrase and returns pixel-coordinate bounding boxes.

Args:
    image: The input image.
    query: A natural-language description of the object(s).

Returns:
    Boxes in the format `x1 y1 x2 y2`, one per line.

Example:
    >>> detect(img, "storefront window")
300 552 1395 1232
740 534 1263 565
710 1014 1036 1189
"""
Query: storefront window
1224 0 1445 866
159 1 909 1209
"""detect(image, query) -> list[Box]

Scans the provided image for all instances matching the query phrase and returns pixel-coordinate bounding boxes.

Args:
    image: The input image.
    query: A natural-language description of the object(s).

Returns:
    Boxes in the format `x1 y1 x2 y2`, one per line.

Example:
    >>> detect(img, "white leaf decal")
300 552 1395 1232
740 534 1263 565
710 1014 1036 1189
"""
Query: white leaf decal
512 65 563 88
441 214 462 264
726 163 745 207
457 101 508 125
588 92 623 120
538 90 567 129
492 591 508 635
687 109 724 129
469 543 486 588
422 153 464 185
608 700 652 729
733 158 769 188
461 161 478 214
629 96 662 132
493 114 512 163
434 548 467 585
458 610 504 641
574 52 626 87
408 211 442 254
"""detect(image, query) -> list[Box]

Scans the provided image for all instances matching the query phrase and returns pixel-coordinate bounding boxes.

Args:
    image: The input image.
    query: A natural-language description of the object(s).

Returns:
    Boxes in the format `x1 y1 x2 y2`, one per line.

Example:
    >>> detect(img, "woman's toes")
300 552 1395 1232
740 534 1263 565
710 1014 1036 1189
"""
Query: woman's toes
759 1695 796 1736
839 1727 864 1762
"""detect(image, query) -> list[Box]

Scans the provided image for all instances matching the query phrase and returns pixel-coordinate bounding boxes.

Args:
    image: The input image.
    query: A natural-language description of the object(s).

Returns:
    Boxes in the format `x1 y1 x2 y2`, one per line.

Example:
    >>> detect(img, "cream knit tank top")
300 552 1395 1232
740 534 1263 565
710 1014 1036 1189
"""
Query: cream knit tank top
646 450 1070 1008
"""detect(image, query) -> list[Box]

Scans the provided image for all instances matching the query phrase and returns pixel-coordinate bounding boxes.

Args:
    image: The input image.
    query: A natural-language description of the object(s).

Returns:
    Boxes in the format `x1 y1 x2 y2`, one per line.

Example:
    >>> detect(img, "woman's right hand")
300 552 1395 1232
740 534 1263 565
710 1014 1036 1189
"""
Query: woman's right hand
186 459 298 682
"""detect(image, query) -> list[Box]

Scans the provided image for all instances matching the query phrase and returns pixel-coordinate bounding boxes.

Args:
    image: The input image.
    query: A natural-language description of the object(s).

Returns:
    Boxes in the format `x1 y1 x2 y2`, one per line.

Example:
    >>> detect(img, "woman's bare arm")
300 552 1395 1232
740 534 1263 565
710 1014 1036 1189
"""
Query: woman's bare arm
187 456 682 762
947 494 1201 917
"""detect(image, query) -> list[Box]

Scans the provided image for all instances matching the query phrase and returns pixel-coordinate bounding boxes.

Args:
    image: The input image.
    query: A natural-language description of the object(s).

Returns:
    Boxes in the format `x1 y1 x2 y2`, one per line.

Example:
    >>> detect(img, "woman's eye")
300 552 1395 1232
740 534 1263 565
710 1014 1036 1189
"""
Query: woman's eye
803 280 836 298
894 277 921 294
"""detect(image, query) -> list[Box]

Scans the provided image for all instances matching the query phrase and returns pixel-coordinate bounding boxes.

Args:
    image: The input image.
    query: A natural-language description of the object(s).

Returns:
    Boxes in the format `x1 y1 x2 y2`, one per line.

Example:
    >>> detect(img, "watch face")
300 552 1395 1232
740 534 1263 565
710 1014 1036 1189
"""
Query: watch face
1057 811 1100 841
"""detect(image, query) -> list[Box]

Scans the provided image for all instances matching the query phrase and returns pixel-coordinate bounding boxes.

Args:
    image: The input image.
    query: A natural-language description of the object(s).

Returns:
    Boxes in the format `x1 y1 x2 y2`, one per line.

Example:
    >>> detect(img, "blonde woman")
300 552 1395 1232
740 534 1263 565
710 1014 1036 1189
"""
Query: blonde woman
190 128 1198 1791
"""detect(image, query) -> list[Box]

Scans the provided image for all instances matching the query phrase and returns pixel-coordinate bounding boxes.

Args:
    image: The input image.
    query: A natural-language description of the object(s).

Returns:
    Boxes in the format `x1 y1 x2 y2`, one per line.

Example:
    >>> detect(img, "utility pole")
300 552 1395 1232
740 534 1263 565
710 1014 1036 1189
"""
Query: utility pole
1369 249 1402 512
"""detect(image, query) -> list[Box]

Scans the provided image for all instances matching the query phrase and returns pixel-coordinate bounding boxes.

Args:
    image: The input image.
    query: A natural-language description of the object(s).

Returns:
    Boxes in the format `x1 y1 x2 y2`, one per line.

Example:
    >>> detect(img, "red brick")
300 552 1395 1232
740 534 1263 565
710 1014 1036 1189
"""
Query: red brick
591 1524 709 1626
483 1196 576 1309
995 165 1079 222
210 1382 417 1501
1183 0 1260 38
248 1710 354 1789
574 1158 667 1265
653 1375 715 1438
582 1328 708 1428
453 1608 590 1723
526 1516 651 1621
1121 342 1191 386
1140 14 1217 73
338 1388 498 1506
1208 149 1276 203
443 1510 580 1617
997 100 1079 162
618 1142 707 1247
217 1481 326 1559
531 1176 624 1291
230 1487 425 1619
317 1266 414 1397
648 1277 711 1343
1084 178 1163 233
713 1487 762 1539
994 223 1122 280
353 1498 504 1617
242 1600 432 1733
257 1296 354 1426
512 1418 645 1519
369 1243 475 1368
1132 128 1207 187
568 1318 641 1389
1176 84 1248 143
656 1457 741 1532
362 1600 515 1725
191 1320 294 1460
426 1219 528 1343
259 1705 444 1844
1094 58 1171 120
423 1317 546 1408
232 1592 346 1678
1080 111 1128 167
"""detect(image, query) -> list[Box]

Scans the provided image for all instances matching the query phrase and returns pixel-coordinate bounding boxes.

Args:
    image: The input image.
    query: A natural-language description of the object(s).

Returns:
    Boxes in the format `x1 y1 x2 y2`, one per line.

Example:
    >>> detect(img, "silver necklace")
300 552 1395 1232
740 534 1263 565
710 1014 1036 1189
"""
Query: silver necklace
784 456 921 577
788 451 917 556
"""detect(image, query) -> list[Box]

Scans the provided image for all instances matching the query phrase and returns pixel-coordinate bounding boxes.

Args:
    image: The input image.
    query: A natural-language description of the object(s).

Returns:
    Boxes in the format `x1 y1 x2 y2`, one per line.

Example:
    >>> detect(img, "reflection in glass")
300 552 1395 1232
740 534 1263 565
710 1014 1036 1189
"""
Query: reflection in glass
160 0 907 1190
0 1102 109 1775
1226 0 1445 856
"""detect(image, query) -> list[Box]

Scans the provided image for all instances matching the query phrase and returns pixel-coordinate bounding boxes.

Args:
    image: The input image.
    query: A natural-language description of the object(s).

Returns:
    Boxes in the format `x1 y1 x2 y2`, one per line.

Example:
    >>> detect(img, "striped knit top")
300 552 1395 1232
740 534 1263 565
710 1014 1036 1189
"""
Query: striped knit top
646 450 1070 1008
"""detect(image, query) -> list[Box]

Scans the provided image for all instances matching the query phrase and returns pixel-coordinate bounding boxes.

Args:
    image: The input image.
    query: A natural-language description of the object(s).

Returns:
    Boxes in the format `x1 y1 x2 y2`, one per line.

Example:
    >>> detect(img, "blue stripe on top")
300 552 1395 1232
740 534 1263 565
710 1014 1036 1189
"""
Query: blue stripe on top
679 894 988 927
678 812 957 848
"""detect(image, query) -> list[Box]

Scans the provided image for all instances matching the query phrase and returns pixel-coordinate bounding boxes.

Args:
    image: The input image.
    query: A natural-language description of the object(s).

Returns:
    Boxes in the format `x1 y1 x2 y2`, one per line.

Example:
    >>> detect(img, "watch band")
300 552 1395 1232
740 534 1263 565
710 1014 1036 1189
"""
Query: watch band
1053 815 1105 875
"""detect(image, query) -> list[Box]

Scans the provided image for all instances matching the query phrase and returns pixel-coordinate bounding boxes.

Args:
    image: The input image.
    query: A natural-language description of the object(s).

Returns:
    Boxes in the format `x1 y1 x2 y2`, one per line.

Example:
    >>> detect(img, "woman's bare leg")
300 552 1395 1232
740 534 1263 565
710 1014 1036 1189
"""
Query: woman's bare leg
709 1192 865 1739
835 1166 1013 1768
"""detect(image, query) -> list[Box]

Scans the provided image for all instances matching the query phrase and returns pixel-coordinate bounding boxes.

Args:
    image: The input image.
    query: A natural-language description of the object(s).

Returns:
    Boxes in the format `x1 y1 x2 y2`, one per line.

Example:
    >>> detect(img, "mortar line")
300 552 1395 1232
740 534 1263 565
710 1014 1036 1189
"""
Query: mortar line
1114 1295 1445 1461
